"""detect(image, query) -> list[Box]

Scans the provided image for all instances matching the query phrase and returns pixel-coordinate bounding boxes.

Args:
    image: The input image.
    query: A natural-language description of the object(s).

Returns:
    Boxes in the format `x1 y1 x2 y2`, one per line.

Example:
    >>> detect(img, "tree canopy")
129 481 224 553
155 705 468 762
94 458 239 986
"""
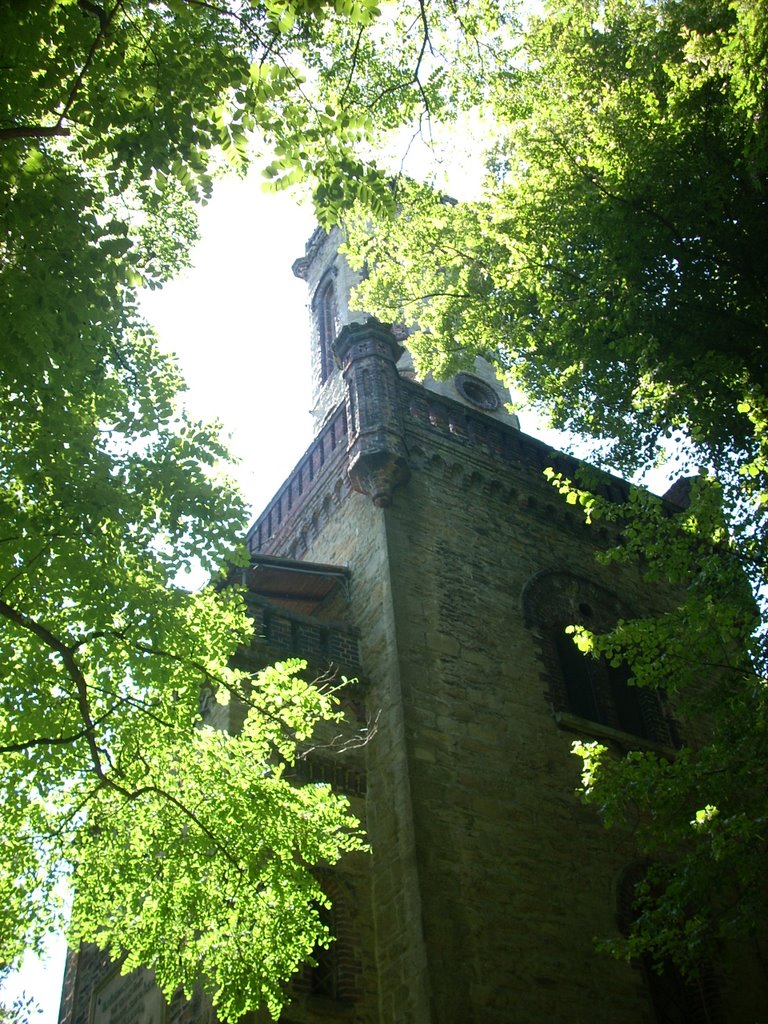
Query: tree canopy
1 0 405 1017
353 0 767 474
2 0 517 1016
347 0 768 981
3 0 767 1014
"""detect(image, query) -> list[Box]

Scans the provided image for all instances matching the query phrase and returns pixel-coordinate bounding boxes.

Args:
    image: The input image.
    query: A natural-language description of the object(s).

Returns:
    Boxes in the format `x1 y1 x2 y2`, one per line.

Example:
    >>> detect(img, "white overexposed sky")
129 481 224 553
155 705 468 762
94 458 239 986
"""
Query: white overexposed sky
143 180 320 520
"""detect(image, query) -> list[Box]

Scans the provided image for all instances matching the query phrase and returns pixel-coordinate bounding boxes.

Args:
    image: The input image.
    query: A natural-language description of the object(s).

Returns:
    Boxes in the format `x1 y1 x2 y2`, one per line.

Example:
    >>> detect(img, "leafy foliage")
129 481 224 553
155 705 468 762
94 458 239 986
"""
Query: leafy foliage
5 0 765 1005
351 0 767 470
551 471 767 973
3 0 518 1015
0 0 409 1017
65 662 365 1021
346 0 768 979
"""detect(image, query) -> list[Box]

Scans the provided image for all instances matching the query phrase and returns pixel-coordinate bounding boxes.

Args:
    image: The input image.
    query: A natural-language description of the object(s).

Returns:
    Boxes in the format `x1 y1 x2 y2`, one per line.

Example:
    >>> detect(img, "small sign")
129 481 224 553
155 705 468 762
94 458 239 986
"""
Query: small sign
92 966 165 1024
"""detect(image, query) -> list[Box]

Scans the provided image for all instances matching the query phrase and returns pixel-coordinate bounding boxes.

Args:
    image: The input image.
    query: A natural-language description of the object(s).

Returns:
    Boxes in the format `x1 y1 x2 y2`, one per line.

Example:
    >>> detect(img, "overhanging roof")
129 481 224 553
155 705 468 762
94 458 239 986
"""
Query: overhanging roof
243 554 350 616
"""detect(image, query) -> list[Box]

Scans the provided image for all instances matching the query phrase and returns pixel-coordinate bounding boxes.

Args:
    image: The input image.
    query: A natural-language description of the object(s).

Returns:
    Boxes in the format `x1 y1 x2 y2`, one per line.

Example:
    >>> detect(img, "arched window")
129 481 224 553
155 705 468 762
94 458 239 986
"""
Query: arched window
523 571 676 744
292 875 360 1006
313 275 339 383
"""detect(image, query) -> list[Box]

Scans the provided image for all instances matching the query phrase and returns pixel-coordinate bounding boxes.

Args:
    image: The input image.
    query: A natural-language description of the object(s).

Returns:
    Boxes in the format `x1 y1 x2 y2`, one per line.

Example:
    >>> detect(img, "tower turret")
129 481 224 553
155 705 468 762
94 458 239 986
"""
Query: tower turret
292 225 521 435
333 317 409 507
292 227 366 434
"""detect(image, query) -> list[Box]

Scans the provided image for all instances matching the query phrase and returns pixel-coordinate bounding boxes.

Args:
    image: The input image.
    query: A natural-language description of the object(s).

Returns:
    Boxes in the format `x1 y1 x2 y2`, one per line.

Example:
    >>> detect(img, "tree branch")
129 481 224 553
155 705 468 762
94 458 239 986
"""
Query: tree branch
0 543 52 598
78 0 109 31
370 2 433 122
388 288 478 308
109 770 246 875
0 601 245 873
56 0 128 132
341 26 365 104
0 125 71 140
0 725 91 754
91 684 178 731
0 598 107 780
0 699 118 754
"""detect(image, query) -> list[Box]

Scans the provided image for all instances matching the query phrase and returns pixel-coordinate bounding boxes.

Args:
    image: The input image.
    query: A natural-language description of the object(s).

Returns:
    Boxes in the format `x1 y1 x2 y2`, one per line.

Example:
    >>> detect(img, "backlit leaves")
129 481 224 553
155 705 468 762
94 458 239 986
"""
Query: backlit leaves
1 1 393 1017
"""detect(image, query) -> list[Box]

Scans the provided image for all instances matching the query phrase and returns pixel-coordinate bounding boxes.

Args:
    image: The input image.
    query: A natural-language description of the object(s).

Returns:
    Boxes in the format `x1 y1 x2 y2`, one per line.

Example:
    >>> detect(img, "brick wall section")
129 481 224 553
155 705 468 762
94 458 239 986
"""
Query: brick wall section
245 598 361 673
262 481 431 1023
381 423 653 1023
56 946 112 1024
252 385 653 1022
57 947 214 1024
246 402 349 557
56 946 110 1024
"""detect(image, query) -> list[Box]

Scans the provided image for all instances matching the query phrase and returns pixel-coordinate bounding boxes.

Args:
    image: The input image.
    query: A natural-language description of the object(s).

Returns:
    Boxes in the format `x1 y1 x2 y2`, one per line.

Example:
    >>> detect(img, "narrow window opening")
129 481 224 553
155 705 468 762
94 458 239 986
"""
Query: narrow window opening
554 631 654 738
314 277 339 383
608 662 650 739
617 864 723 1024
523 571 675 744
554 631 600 722
310 902 340 999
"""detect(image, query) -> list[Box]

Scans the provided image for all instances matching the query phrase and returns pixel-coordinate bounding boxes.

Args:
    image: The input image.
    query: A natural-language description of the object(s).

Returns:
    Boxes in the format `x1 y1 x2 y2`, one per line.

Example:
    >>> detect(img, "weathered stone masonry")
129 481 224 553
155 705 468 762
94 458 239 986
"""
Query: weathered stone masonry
59 231 768 1024
242 303 765 1024
243 322 658 1024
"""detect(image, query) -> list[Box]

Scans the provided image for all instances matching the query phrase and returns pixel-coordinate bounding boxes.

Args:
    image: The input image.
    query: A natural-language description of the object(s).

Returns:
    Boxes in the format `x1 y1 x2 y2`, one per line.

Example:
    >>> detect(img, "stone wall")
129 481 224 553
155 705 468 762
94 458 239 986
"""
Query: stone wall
58 948 214 1024
312 365 767 1021
380 420 654 1023
251 369 726 1022
251 405 623 1021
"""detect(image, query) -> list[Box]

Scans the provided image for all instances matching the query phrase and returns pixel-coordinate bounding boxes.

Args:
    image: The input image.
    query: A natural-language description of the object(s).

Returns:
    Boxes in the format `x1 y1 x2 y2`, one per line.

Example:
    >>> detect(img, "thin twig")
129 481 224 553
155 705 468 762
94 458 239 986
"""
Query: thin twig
57 0 128 132
341 26 365 104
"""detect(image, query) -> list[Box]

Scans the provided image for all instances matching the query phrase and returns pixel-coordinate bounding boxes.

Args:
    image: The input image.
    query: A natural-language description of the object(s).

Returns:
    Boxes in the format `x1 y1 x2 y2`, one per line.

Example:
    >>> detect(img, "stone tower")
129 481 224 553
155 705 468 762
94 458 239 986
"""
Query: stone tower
243 228 763 1024
58 229 765 1024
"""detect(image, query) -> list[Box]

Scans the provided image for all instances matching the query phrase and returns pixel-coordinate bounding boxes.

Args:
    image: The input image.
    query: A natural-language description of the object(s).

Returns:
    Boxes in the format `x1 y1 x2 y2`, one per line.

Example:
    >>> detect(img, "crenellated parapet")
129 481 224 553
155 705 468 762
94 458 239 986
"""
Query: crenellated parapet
333 318 410 507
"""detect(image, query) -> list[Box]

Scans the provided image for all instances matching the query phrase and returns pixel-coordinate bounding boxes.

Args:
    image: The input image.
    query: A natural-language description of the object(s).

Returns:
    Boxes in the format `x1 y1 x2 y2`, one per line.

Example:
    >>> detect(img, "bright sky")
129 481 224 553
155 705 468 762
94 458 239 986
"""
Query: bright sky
143 180 320 520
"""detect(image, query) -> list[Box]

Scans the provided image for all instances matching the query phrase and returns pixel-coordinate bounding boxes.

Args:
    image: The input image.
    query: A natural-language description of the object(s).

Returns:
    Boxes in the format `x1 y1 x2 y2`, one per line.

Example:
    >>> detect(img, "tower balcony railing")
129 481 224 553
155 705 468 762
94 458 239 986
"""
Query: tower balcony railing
245 595 360 674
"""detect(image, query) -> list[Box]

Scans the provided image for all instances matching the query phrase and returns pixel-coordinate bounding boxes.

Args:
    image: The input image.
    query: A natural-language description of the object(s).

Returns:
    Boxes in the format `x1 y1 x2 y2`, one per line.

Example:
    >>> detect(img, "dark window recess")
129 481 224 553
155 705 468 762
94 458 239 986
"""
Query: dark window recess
310 903 340 999
647 964 722 1024
617 865 723 1024
314 278 339 383
554 631 600 723
293 756 367 798
523 571 678 745
290 878 360 1007
553 630 657 740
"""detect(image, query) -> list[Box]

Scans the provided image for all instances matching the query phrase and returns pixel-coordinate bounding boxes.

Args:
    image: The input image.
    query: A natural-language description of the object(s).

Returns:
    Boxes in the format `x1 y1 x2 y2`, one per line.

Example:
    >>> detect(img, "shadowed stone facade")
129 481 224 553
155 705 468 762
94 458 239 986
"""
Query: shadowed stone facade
58 231 767 1024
